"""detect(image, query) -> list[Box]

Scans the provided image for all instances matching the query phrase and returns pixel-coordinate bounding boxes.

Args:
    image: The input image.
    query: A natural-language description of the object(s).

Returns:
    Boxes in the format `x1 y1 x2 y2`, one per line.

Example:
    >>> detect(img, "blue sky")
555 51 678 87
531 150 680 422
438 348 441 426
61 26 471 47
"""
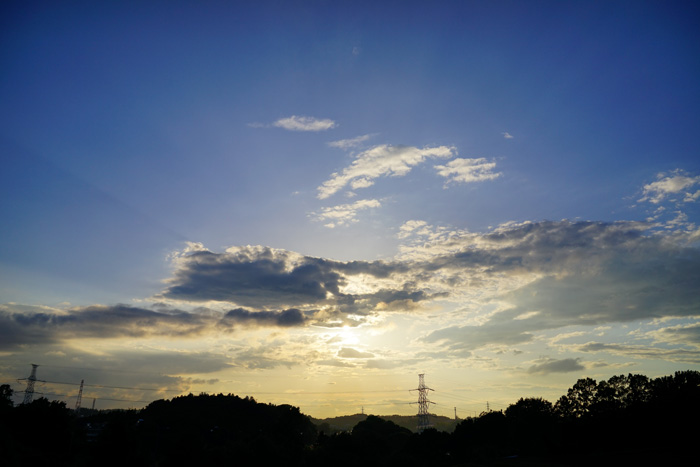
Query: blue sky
1 1 699 417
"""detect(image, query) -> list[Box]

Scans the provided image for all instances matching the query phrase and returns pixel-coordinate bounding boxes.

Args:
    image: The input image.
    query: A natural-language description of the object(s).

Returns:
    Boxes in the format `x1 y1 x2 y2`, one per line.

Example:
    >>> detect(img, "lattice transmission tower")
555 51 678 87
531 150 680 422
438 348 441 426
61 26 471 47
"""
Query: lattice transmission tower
410 373 434 432
22 364 39 404
75 379 84 411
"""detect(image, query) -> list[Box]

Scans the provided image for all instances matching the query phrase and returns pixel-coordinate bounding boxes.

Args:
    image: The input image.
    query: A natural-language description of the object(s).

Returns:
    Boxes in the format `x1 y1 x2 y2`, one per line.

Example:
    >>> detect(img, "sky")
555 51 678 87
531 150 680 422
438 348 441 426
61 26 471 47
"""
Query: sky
1 0 699 419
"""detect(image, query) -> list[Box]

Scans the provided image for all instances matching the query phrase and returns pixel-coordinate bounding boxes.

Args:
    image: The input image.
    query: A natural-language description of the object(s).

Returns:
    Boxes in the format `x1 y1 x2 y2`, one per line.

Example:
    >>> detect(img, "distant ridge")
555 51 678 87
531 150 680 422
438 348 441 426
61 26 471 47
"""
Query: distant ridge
310 413 459 434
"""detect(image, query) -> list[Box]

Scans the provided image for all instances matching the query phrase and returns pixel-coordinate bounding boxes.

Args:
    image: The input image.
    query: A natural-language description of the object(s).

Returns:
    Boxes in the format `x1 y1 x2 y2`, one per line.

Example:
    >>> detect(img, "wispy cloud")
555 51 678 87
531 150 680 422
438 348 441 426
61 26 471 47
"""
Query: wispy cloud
311 198 381 228
502 132 514 139
434 157 501 185
638 169 700 204
327 134 374 149
645 322 700 348
318 144 456 199
273 115 337 132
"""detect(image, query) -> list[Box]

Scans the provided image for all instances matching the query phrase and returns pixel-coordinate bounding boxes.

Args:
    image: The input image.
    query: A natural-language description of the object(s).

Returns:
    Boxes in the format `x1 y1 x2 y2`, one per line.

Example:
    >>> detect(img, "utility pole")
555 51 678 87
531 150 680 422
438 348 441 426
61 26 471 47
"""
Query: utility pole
22 364 39 405
454 406 458 421
410 374 434 432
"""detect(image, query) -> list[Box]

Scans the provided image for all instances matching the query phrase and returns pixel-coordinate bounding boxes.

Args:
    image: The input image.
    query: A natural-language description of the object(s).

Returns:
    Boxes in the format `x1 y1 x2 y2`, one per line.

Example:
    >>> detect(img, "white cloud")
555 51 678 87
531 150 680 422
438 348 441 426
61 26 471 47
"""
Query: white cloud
639 169 700 204
434 157 501 185
317 144 456 199
397 220 430 239
273 115 337 132
502 132 514 139
327 134 373 149
311 199 381 228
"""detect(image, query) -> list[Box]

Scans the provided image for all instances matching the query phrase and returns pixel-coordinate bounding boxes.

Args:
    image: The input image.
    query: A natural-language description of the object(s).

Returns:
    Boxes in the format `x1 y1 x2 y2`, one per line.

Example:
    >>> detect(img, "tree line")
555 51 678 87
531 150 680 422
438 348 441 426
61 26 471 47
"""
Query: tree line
1 370 698 466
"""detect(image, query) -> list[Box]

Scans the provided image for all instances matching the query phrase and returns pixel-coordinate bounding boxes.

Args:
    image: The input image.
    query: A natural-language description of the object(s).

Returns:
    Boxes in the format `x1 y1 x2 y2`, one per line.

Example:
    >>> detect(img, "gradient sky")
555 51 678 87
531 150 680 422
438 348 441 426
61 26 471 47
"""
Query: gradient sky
1 0 699 418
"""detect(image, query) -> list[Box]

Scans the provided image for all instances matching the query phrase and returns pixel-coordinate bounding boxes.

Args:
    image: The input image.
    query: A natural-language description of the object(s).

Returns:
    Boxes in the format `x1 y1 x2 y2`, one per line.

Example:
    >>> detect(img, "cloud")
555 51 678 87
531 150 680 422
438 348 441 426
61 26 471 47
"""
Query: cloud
273 115 337 132
15 219 695 359
158 221 700 348
575 341 700 364
161 246 345 308
0 302 311 350
229 345 299 370
328 134 374 149
434 157 501 185
527 358 585 375
502 132 514 139
364 359 413 370
423 320 536 352
317 144 456 199
397 220 430 239
159 244 424 318
418 220 700 353
315 358 356 367
638 169 700 204
337 347 374 358
0 304 214 349
223 308 307 327
645 322 700 348
311 198 381 228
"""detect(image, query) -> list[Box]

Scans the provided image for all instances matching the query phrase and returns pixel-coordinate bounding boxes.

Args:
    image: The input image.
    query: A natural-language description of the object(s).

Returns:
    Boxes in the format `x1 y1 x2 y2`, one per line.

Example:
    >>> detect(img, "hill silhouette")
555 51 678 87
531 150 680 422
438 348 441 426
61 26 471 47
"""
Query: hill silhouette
311 413 459 434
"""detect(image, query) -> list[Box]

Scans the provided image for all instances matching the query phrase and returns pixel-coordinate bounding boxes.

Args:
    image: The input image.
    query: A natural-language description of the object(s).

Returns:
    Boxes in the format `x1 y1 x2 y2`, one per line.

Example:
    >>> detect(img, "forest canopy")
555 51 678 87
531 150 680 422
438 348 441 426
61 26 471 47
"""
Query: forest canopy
1 370 698 466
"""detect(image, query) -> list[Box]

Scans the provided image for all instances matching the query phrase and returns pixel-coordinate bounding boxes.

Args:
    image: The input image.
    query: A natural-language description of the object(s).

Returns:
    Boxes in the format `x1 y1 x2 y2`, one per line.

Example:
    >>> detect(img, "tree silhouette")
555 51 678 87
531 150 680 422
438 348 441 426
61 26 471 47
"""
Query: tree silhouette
1 371 698 466
0 384 12 409
555 377 597 418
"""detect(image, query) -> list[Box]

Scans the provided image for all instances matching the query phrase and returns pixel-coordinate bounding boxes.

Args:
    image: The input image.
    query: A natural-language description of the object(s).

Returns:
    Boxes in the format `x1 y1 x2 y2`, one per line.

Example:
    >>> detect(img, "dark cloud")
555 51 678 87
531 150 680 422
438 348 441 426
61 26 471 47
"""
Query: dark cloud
422 220 700 352
161 247 347 307
223 308 306 327
0 304 212 349
0 303 308 350
418 221 653 276
527 358 585 375
159 246 420 315
576 341 700 364
423 320 535 351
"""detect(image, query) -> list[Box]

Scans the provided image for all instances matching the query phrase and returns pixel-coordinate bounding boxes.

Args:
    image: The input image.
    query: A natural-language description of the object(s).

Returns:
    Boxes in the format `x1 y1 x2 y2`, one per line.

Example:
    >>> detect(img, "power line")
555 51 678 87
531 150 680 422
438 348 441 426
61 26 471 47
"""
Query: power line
32 379 182 393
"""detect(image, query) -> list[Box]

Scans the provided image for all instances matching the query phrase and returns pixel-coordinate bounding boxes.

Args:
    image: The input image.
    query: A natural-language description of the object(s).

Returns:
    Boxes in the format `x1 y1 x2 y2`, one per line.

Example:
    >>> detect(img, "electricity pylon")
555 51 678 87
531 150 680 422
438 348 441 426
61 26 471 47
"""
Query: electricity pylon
410 373 434 432
22 364 39 405
75 379 84 411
